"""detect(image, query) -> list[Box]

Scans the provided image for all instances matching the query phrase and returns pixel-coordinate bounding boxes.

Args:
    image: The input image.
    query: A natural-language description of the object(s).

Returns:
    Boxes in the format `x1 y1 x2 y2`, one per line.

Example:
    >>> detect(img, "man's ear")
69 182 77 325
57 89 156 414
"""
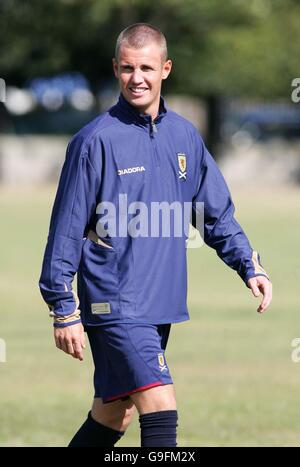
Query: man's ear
162 59 172 80
112 58 119 79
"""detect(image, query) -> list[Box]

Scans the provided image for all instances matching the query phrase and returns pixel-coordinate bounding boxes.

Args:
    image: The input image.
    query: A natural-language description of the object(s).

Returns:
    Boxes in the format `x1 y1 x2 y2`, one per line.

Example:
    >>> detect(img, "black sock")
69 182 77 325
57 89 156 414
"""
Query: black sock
139 410 178 447
68 411 125 447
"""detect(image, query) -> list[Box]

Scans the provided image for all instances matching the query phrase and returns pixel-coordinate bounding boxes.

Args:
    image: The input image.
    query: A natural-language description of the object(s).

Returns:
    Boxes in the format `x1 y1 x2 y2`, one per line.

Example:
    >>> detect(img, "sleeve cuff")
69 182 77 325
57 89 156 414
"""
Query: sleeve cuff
49 308 81 327
53 319 82 328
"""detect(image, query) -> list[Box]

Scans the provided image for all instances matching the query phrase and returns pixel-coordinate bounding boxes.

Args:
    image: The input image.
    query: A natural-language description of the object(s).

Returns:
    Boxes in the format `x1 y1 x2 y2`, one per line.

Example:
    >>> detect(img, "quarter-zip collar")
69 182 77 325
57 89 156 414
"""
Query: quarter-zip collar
116 92 167 130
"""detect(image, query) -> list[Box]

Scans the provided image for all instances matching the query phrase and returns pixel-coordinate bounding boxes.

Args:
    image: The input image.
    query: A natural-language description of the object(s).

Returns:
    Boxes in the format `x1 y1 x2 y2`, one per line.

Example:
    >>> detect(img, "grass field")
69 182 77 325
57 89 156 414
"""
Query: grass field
0 185 299 447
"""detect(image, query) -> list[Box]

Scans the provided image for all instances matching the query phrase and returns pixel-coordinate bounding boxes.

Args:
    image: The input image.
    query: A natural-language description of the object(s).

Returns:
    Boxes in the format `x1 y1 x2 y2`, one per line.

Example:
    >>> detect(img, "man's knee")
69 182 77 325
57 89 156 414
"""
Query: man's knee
131 385 178 447
130 384 177 415
91 397 136 431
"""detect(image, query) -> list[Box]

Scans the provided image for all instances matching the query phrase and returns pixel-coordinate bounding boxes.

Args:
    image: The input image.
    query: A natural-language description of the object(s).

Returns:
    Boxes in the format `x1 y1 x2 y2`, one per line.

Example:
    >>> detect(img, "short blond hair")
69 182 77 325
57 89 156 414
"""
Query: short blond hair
115 23 168 62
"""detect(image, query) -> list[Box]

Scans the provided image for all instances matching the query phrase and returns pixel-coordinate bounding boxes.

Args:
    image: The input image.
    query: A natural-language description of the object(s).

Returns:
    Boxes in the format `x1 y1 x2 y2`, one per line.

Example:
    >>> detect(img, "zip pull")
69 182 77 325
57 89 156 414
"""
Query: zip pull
151 120 158 134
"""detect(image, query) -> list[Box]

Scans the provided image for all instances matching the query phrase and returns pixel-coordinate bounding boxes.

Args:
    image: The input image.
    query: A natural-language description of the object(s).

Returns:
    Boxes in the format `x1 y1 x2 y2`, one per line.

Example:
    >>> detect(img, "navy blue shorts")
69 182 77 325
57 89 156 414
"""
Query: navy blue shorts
86 323 173 403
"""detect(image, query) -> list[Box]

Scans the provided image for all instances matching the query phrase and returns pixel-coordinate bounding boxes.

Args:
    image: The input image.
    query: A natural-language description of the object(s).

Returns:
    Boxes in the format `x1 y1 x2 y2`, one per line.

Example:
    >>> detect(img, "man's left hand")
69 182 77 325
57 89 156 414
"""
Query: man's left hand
247 276 272 314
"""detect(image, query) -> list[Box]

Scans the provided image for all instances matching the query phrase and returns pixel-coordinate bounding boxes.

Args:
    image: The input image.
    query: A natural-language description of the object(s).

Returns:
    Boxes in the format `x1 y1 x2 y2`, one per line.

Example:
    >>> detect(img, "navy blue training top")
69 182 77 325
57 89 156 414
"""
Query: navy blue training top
39 93 268 327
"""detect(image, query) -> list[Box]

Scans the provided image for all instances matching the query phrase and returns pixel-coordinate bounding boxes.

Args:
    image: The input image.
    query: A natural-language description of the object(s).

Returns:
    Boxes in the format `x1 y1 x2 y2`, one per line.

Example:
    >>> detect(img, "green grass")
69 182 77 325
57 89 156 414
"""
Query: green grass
0 185 299 446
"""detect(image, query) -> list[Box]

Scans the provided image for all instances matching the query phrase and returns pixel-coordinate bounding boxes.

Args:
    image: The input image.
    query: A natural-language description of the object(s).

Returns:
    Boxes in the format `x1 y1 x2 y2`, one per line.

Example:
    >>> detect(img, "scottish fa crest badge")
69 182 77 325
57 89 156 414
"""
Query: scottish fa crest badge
177 153 187 180
158 353 167 372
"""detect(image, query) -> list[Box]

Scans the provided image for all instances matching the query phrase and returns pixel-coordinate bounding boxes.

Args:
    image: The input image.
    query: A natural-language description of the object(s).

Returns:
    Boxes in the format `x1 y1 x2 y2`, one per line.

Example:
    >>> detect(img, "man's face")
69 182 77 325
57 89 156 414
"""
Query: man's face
113 42 172 119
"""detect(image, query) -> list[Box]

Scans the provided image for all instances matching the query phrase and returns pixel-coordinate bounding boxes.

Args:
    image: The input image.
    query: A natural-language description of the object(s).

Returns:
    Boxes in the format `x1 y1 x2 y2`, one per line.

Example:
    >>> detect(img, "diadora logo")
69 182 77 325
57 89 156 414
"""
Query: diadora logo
177 153 187 181
118 166 146 176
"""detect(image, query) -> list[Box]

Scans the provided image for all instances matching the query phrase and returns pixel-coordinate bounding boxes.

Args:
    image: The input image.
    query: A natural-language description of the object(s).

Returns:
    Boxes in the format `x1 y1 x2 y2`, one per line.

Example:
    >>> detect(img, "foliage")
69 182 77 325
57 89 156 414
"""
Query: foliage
1 0 299 97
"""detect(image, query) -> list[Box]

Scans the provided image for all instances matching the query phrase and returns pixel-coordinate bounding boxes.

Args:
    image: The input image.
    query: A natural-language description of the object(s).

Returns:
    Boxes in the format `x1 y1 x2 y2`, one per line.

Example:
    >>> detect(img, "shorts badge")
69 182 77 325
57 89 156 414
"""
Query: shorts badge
158 353 168 372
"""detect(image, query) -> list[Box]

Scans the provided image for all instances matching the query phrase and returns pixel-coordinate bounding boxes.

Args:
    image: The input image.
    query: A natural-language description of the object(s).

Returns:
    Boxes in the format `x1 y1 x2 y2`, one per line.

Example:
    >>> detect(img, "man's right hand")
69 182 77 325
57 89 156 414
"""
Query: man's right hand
54 322 86 361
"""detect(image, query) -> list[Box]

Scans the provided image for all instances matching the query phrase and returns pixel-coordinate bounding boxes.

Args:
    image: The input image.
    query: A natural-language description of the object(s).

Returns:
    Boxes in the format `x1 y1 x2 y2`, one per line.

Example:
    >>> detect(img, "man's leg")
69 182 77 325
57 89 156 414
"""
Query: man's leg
130 384 178 447
130 384 176 414
91 396 136 431
68 397 136 447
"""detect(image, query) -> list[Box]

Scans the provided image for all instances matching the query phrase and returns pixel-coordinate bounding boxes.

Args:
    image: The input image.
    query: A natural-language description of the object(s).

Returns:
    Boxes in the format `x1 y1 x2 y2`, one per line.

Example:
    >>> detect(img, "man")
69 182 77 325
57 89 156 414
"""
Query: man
39 23 272 447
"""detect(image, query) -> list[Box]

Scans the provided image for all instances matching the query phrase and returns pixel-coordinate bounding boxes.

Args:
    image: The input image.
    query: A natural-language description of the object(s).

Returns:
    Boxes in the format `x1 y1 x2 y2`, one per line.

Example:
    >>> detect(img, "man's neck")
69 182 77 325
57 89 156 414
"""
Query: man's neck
141 101 159 121
121 93 160 121
138 103 159 121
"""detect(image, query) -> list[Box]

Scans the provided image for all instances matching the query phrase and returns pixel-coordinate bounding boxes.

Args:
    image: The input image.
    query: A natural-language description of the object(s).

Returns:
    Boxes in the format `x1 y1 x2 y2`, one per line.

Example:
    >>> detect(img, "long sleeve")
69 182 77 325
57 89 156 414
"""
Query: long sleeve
192 132 268 285
39 135 101 325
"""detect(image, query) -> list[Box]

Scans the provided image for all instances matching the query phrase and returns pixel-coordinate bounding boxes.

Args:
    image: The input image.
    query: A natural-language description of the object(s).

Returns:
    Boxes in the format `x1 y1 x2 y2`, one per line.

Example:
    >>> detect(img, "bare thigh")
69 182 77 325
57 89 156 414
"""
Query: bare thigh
130 384 177 415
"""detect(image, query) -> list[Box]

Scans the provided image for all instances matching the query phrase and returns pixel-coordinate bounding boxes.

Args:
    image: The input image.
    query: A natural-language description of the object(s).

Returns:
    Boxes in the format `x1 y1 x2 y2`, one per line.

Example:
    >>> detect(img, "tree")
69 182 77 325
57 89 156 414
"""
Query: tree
1 0 299 98
1 0 299 151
